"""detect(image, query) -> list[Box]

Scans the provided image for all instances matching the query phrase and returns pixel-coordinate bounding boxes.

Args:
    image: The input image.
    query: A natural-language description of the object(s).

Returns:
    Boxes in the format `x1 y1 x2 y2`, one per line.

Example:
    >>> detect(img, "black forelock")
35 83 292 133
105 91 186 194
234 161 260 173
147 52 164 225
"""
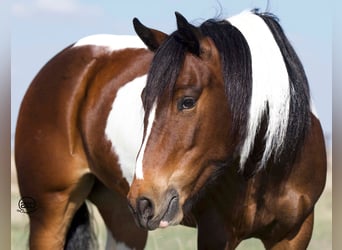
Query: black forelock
142 32 187 116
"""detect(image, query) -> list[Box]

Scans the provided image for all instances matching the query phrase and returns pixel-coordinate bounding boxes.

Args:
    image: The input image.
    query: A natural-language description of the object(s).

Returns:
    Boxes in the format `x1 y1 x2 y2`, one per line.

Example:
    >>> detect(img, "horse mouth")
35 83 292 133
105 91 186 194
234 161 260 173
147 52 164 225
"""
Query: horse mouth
158 195 179 228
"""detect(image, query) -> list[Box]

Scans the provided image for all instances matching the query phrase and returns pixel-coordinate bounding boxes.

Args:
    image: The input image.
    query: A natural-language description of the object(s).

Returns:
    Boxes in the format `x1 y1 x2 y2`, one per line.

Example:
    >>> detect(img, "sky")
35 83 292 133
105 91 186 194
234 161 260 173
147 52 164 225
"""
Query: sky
11 0 332 145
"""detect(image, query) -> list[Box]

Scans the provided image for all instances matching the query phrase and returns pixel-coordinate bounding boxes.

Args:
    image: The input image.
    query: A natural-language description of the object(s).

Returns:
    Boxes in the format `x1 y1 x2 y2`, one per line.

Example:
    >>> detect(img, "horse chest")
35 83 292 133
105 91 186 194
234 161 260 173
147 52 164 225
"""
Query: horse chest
105 75 147 185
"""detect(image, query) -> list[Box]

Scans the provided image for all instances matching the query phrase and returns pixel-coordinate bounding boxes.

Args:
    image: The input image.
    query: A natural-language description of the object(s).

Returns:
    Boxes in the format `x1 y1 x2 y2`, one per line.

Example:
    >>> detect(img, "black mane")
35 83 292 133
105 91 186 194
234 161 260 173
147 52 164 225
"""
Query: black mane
200 19 252 146
143 11 311 172
143 32 187 116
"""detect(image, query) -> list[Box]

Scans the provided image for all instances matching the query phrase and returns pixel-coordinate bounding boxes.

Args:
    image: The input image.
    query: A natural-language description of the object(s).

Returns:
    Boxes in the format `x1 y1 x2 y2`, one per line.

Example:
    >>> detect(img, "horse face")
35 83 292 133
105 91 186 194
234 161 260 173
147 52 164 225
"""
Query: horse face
128 33 234 230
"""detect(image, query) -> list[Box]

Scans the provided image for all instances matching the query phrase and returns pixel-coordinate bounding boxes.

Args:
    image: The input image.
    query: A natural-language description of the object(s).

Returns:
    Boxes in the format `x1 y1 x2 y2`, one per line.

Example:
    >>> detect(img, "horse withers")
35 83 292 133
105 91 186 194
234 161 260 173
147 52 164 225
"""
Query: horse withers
127 10 327 249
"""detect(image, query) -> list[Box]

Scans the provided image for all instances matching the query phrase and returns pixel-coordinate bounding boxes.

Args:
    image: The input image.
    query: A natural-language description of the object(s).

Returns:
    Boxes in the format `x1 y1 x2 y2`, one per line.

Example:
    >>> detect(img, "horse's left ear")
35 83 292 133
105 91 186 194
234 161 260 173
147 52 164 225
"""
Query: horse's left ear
175 12 201 56
133 18 168 51
174 12 218 63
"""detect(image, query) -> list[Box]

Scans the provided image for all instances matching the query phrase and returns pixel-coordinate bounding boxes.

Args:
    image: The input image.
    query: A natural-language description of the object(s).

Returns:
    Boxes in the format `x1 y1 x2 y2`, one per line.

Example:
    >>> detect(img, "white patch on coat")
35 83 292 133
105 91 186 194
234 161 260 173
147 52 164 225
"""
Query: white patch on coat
105 228 136 250
105 75 146 185
228 11 290 169
73 34 145 51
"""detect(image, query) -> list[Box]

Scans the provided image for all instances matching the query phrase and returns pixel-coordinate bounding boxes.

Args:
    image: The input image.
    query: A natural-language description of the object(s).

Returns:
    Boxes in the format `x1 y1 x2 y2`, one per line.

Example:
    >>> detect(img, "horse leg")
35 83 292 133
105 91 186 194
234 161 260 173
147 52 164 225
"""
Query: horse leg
262 211 314 250
196 207 240 250
26 172 95 249
88 180 148 250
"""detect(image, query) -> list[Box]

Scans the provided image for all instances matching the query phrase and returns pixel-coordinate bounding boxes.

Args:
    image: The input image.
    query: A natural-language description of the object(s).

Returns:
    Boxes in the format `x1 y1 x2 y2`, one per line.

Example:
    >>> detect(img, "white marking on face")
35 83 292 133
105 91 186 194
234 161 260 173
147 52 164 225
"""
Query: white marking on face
228 11 290 168
135 103 157 180
105 75 146 185
73 34 145 51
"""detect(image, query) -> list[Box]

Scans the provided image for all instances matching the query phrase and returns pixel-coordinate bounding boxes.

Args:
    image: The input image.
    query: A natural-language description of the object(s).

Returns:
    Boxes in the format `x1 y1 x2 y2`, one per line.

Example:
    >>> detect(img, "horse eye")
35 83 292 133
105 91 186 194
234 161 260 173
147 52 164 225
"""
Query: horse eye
178 97 196 111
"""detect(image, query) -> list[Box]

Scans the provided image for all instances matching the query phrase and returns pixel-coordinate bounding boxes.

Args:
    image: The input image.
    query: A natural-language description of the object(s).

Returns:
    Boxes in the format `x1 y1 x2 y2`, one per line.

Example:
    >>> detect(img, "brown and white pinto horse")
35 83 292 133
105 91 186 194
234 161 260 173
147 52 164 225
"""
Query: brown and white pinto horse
15 35 153 249
128 10 327 249
15 9 326 250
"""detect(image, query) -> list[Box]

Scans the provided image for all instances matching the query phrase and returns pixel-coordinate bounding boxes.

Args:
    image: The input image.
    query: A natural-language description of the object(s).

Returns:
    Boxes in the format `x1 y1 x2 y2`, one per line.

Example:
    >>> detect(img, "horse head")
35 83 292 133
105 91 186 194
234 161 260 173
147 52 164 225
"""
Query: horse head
128 12 237 230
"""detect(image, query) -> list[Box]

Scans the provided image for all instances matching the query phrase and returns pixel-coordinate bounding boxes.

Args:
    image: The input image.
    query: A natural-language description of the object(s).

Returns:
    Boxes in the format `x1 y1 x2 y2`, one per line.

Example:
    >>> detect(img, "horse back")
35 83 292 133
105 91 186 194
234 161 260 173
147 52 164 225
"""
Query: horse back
15 43 152 194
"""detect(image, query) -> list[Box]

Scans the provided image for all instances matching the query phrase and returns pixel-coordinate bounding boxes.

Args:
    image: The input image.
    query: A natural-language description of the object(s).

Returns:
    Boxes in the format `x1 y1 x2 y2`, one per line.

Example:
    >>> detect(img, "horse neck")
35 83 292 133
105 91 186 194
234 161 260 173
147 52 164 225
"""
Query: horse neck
191 158 291 223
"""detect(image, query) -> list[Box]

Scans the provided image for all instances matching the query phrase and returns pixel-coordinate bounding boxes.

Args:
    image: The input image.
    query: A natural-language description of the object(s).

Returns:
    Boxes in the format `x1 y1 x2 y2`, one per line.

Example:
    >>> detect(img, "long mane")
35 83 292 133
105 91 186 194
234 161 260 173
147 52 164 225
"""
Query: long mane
143 10 311 172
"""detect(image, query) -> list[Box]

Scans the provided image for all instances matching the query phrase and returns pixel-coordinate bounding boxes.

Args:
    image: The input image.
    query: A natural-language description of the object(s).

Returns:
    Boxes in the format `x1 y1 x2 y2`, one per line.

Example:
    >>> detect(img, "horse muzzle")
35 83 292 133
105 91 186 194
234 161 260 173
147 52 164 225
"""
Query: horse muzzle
128 188 181 230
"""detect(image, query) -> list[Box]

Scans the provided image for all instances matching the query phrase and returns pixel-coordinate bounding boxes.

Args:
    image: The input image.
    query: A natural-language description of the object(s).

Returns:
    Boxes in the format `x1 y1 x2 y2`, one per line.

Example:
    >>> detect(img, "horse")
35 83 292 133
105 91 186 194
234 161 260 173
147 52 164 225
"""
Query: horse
15 34 154 249
127 10 327 249
14 9 327 250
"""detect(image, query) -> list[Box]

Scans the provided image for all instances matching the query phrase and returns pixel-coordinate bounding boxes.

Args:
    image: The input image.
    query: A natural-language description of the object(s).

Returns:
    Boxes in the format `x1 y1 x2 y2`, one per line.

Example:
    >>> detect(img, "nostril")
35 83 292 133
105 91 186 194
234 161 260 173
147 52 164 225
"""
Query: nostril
137 197 154 221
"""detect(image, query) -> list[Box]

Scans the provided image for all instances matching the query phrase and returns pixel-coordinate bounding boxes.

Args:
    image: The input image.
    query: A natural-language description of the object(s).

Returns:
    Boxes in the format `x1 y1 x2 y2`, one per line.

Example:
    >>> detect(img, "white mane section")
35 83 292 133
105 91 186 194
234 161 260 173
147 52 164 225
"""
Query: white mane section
73 34 146 50
228 11 290 169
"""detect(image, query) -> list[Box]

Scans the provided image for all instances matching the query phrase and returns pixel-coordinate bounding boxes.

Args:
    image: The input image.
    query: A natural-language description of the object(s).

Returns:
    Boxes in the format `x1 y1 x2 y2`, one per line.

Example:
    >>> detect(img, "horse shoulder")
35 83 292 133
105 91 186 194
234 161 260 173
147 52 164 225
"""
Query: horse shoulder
261 113 326 231
285 113 327 207
74 45 152 191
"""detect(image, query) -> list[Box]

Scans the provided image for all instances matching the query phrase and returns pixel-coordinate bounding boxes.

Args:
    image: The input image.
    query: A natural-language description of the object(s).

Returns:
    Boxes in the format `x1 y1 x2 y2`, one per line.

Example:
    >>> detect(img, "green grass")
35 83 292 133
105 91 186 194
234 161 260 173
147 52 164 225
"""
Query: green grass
145 226 197 250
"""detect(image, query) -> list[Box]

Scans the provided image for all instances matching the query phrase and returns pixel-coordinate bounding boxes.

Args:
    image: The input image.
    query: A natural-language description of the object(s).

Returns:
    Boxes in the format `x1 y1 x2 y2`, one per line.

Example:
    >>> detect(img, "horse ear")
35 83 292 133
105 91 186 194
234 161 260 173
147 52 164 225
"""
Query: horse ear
175 11 193 30
174 12 201 56
133 18 168 51
174 12 217 63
